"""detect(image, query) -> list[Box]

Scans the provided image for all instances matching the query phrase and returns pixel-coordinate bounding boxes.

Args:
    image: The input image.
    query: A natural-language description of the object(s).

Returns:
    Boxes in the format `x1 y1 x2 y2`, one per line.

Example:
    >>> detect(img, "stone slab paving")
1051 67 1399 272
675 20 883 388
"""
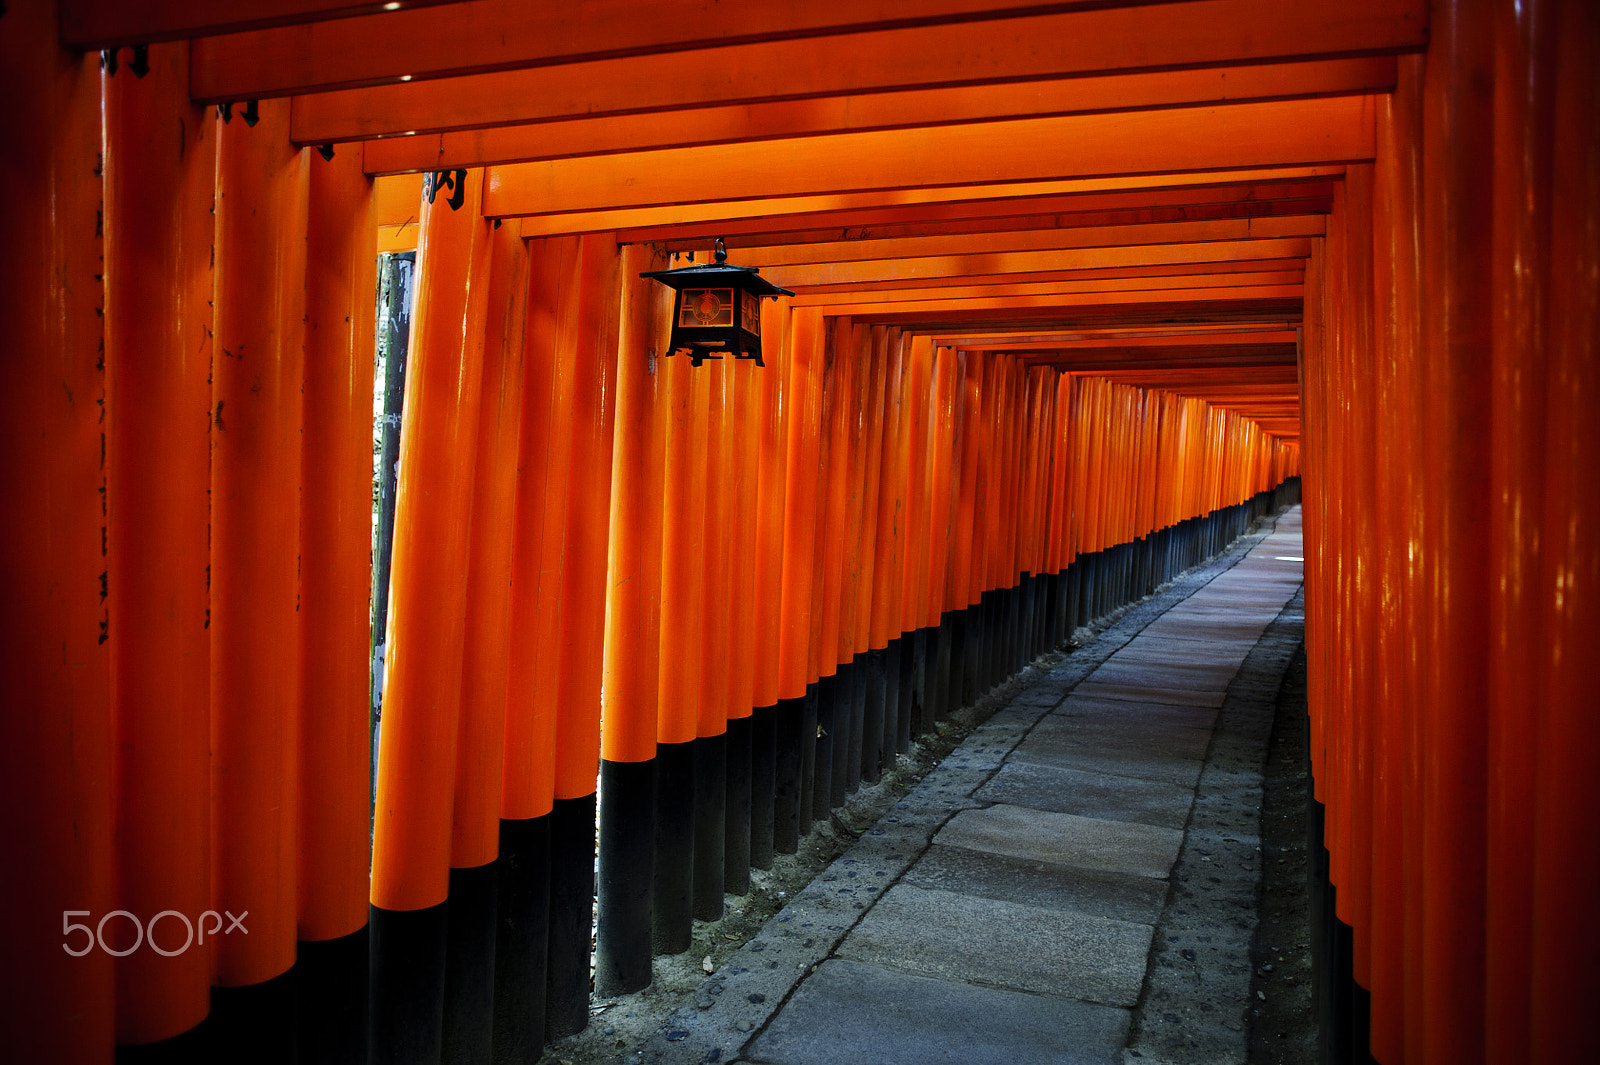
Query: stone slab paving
1007 717 1210 788
973 760 1196 829
1085 659 1243 692
902 842 1170 925
1053 694 1219 730
837 882 1154 1004
628 508 1304 1065
1069 680 1229 708
934 803 1184 878
749 960 1129 1065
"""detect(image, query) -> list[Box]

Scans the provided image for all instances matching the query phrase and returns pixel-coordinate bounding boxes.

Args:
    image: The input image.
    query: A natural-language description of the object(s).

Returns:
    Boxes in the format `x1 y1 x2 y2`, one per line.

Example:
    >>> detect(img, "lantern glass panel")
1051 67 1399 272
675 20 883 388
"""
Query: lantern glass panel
678 288 735 329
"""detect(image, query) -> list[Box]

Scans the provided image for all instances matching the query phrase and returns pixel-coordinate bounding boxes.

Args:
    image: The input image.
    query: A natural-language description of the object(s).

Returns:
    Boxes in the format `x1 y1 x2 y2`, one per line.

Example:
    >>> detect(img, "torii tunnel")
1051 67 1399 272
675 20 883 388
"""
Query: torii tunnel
1 1 1596 1063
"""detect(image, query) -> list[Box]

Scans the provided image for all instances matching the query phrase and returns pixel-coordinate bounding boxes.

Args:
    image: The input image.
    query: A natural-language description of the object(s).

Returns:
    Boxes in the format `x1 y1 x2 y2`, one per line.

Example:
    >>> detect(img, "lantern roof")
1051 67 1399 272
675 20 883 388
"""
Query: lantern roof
639 239 795 298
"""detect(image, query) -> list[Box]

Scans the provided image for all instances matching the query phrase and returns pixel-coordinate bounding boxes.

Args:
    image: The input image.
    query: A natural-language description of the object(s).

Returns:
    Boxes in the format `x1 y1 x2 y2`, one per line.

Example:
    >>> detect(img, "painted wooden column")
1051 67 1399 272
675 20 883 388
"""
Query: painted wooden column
775 307 825 849
1368 56 1424 1063
724 353 763 891
495 234 576 1061
440 217 520 1064
748 300 793 867
547 233 622 1037
101 39 215 1048
898 335 934 735
692 356 732 920
1528 2 1599 1060
869 331 911 755
835 323 871 797
210 97 309 1054
653 322 706 952
1481 1 1553 1060
368 167 489 1065
596 245 668 997
924 344 959 722
855 326 892 782
815 317 857 813
1420 2 1495 1059
297 135 377 1061
0 3 114 1058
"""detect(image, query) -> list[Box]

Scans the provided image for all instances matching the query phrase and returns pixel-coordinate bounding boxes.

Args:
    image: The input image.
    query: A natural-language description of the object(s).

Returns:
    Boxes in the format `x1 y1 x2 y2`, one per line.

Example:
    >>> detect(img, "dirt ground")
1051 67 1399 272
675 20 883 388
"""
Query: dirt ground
1247 645 1318 1065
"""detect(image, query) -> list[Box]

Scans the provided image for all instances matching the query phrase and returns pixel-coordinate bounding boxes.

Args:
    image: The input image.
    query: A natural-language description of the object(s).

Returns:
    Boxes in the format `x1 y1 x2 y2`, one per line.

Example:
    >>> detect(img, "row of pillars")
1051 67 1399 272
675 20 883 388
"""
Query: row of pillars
0 16 1301 1064
1297 4 1599 1063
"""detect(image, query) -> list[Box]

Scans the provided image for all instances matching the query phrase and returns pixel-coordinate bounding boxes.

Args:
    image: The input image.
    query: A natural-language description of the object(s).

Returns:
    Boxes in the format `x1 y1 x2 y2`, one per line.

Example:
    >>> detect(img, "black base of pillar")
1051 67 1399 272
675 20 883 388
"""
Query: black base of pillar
843 656 866 796
596 758 655 997
547 793 597 1038
371 901 449 1065
749 704 777 869
932 613 953 722
772 695 805 854
861 648 887 784
653 740 695 955
492 815 549 1063
813 672 838 820
692 732 728 922
947 610 967 714
295 926 370 1065
443 861 499 1065
894 637 914 753
1309 792 1375 1065
724 716 753 895
121 965 299 1065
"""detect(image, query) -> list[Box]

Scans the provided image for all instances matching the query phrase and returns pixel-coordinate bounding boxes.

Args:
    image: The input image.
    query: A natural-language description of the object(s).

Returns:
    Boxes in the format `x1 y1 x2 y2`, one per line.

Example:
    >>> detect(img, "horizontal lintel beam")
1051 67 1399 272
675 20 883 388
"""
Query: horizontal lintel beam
736 215 1324 268
481 98 1375 219
201 0 1422 103
61 0 462 49
786 271 1307 306
795 285 1304 317
764 237 1314 289
509 167 1346 237
353 58 1394 169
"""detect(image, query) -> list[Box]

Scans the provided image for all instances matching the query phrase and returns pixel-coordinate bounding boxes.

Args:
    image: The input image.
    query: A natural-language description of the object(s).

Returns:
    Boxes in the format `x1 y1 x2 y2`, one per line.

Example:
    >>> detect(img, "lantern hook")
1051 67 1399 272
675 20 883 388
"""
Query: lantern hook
714 237 727 264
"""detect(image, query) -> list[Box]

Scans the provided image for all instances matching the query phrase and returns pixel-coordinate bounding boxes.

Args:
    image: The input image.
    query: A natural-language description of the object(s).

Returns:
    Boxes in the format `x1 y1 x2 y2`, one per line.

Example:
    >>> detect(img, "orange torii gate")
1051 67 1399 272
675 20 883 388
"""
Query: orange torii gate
3 2 1597 1064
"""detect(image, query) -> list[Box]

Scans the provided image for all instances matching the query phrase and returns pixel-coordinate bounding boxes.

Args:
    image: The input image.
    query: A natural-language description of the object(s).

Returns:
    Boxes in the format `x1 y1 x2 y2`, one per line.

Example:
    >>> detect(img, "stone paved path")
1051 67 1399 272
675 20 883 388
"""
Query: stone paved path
629 508 1305 1065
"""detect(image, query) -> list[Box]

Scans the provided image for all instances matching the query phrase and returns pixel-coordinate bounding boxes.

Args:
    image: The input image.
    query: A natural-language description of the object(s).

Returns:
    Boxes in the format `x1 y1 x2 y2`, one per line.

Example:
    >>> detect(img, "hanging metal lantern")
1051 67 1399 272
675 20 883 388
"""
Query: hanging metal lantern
640 238 794 367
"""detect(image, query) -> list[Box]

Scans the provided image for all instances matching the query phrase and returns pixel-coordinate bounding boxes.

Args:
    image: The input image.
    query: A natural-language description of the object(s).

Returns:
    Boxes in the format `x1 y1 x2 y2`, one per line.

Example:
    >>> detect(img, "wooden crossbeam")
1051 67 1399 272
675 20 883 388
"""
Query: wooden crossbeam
799 260 1307 295
622 182 1336 249
196 0 1422 102
1015 349 1300 370
820 297 1303 331
930 324 1300 344
508 168 1346 236
796 287 1304 320
284 0 1420 139
761 238 1314 289
59 0 463 49
191 0 1175 97
960 328 1301 350
480 98 1374 218
735 216 1325 269
787 272 1307 307
355 59 1394 170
